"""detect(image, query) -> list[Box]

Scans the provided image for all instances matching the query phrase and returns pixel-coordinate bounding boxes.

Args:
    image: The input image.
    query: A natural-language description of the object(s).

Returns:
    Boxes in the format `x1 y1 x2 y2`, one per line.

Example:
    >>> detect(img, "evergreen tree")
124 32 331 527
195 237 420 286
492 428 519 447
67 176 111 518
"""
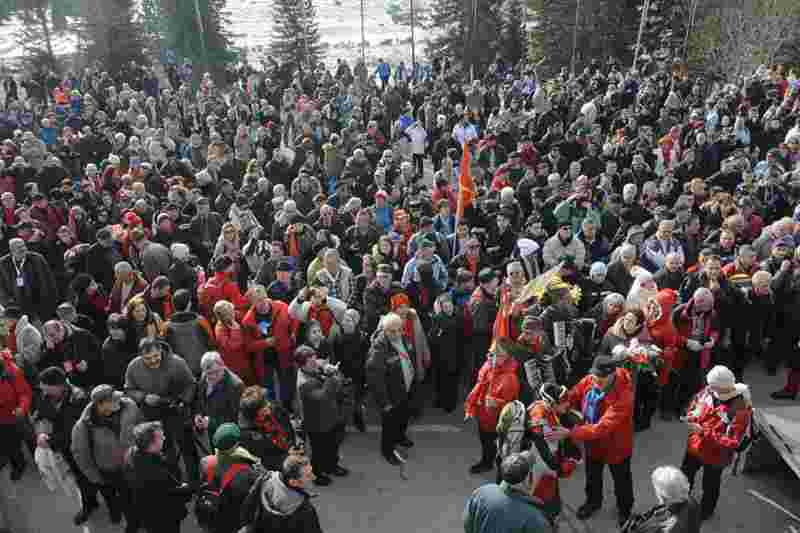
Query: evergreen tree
528 0 639 76
495 0 528 67
638 0 692 62
426 0 504 74
78 0 146 73
269 0 323 73
160 0 234 83
0 0 81 70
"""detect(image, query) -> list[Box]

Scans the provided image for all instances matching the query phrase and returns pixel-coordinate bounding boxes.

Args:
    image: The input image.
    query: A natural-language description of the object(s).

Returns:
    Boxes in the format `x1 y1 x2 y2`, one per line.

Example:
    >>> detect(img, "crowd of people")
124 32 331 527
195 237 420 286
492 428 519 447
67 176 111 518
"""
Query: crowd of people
0 49 795 533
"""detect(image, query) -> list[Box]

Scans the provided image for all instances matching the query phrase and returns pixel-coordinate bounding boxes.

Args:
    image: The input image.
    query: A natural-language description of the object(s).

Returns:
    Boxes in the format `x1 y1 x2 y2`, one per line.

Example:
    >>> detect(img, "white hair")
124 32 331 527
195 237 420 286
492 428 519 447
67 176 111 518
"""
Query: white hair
200 351 224 372
651 466 690 504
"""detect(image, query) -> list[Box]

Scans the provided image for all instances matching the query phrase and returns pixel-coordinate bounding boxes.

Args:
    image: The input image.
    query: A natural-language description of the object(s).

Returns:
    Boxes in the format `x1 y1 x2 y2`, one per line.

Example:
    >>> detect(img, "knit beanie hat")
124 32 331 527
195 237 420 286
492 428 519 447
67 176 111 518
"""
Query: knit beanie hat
706 365 735 389
213 423 241 450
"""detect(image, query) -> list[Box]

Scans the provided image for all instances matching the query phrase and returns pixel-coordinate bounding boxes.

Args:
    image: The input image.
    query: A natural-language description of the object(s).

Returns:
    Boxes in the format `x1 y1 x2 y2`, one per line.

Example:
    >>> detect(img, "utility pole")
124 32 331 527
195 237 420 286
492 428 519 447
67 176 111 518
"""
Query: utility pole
633 0 651 72
360 0 366 66
682 0 700 63
570 0 581 78
410 0 416 79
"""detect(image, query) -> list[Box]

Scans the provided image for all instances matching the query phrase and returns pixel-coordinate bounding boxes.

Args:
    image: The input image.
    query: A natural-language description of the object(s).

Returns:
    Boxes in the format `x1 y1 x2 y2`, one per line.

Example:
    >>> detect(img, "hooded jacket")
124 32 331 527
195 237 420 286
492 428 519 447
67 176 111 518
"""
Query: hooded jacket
71 396 141 483
0 354 31 424
465 355 521 432
672 300 720 371
567 368 634 465
198 447 260 533
646 289 680 385
240 471 323 533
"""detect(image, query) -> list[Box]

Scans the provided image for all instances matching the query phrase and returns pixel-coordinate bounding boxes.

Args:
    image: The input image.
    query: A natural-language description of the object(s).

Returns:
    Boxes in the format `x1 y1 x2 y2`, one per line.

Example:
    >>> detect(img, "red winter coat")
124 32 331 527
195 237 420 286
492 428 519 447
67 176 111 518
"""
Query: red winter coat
567 368 634 465
646 289 680 385
685 386 752 466
0 353 32 425
465 356 520 432
241 301 296 370
215 322 257 386
198 272 248 318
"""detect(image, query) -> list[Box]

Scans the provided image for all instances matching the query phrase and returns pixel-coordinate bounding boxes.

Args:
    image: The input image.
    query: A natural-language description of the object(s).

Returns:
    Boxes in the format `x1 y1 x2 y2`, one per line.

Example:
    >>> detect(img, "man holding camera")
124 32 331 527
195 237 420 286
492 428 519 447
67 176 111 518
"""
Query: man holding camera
124 336 199 483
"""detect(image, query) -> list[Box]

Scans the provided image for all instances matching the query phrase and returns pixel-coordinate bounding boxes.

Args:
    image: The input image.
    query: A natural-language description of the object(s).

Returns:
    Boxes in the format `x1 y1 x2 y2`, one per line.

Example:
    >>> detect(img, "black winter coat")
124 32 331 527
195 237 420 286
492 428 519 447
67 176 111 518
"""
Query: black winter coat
125 450 193 526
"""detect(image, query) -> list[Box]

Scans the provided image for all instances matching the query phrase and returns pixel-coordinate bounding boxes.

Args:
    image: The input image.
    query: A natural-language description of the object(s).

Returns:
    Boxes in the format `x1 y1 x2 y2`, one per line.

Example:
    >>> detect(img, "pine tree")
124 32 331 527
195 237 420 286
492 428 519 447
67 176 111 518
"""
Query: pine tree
495 0 528 67
78 0 146 73
269 0 324 73
528 0 639 76
159 0 234 83
638 0 692 62
426 0 505 74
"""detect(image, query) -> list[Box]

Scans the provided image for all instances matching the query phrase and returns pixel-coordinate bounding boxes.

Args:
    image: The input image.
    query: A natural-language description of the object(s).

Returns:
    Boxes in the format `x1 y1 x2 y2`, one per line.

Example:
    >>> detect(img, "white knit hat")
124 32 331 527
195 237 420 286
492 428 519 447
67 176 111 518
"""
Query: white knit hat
706 365 735 389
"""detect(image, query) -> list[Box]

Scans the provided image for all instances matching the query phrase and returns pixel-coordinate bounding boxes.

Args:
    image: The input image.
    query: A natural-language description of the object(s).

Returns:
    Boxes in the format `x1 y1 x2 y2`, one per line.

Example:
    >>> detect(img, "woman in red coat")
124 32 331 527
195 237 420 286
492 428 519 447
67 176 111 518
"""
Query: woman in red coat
645 289 681 420
464 336 520 475
0 349 32 480
682 365 752 522
214 300 257 386
559 355 635 527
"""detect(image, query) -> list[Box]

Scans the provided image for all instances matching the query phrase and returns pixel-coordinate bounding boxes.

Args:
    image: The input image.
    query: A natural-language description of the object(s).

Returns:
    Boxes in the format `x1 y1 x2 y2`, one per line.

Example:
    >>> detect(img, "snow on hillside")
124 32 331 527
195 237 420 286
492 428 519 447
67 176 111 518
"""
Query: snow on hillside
0 0 430 70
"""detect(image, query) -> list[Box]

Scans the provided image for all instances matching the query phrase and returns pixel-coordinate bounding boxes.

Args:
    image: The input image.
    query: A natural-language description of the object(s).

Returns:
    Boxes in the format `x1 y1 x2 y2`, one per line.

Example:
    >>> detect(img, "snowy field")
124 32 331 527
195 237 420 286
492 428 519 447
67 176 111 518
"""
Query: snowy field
0 0 430 70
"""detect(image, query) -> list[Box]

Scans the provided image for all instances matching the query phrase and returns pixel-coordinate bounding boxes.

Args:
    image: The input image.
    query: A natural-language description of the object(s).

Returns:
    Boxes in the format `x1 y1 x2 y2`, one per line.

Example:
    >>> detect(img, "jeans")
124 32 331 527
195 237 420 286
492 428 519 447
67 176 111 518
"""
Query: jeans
584 456 634 515
380 402 410 457
681 452 723 517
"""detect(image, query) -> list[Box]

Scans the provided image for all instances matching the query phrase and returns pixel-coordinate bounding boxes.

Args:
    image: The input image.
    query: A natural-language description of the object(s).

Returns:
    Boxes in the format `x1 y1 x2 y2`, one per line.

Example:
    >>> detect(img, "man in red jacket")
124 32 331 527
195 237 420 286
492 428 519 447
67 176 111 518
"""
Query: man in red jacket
0 350 32 480
555 355 635 526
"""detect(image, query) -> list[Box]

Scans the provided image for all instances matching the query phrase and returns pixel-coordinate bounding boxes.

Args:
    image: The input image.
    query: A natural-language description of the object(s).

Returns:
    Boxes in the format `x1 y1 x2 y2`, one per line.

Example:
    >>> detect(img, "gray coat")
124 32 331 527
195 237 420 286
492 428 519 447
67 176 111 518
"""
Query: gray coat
124 352 196 408
71 397 142 484
137 240 172 282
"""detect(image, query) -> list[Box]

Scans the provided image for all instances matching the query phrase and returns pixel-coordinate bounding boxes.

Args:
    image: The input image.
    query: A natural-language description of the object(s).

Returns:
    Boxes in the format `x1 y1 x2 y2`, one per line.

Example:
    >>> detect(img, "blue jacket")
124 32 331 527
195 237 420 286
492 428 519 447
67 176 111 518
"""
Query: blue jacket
464 482 549 533
376 62 391 80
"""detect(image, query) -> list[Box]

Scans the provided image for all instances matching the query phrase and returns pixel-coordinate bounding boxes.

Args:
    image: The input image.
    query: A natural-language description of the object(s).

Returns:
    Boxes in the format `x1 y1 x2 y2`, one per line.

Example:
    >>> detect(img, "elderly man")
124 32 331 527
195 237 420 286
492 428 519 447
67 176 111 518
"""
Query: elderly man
542 222 587 270
193 351 244 445
641 219 685 273
0 237 57 321
40 319 102 389
363 264 399 333
654 252 686 291
315 248 355 304
366 312 420 465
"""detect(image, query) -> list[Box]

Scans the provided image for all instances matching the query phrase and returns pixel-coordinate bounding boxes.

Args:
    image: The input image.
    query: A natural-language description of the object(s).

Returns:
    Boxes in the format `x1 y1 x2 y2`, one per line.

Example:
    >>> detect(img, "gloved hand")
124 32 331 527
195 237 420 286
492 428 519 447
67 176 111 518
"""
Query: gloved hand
686 339 703 352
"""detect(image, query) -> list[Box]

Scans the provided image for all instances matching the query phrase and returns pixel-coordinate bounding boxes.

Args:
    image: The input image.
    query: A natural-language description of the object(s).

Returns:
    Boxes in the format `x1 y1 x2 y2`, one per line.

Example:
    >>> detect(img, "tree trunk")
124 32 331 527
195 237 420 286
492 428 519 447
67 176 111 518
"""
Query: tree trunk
37 5 56 66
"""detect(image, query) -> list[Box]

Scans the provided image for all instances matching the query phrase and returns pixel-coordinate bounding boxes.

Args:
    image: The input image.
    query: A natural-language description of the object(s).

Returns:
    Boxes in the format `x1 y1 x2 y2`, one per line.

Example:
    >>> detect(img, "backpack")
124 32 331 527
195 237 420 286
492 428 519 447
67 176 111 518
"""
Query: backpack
194 456 249 529
497 400 532 459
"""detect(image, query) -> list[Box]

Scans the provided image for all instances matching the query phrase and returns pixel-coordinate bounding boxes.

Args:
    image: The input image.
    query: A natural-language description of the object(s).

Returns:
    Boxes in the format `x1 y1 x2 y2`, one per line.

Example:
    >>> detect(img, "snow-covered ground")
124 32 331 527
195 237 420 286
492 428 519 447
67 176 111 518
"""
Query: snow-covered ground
0 0 430 70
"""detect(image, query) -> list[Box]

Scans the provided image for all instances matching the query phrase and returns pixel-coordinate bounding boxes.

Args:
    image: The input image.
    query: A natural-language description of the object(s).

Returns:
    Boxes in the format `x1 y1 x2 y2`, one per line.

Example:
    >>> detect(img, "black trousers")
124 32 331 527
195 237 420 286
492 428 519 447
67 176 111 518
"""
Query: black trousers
97 469 139 533
681 452 723 517
380 402 410 457
144 520 182 533
478 430 497 466
0 421 26 473
307 424 344 475
161 417 200 484
277 365 298 413
676 354 704 412
584 456 634 515
412 153 425 178
472 335 492 387
634 372 659 430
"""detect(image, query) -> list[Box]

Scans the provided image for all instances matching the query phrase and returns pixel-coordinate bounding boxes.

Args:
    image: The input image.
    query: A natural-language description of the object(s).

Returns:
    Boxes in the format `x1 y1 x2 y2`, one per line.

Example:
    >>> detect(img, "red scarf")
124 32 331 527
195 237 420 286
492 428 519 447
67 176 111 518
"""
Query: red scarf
255 408 290 450
307 304 335 337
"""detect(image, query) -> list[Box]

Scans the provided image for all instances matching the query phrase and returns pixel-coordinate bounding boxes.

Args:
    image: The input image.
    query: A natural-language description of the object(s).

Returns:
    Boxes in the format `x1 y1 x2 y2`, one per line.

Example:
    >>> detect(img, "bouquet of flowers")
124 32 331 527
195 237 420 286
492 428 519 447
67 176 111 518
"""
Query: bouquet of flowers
618 339 664 378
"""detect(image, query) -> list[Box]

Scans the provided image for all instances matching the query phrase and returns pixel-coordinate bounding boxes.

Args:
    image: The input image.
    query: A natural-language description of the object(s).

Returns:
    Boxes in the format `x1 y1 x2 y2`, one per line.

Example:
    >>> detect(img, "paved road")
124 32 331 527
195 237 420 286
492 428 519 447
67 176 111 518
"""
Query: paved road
2 365 799 533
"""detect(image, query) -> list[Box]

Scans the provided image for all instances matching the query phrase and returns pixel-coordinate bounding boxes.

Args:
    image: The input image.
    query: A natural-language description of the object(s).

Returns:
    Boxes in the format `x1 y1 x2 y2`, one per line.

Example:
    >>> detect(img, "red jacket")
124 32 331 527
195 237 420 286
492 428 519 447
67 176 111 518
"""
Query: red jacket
465 356 520 432
0 353 32 425
198 272 248 318
646 289 680 385
686 386 752 466
241 301 296 370
215 322 256 386
567 368 634 465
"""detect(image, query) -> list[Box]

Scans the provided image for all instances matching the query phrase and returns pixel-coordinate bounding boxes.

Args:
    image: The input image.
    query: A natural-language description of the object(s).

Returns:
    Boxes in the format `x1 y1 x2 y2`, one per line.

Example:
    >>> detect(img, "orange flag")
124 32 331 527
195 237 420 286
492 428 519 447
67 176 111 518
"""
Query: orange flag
457 143 475 220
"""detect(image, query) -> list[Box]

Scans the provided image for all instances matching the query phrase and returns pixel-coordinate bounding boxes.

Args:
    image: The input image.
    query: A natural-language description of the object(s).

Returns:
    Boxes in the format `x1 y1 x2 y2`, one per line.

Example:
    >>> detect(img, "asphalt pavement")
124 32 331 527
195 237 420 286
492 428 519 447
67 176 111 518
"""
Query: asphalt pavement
1 364 799 533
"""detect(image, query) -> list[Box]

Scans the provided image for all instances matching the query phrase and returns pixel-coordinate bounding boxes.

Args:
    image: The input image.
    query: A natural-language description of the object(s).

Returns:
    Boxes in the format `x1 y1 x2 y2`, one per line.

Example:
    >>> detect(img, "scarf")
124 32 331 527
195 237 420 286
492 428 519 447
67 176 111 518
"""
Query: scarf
307 304 335 338
255 408 290 451
582 382 610 424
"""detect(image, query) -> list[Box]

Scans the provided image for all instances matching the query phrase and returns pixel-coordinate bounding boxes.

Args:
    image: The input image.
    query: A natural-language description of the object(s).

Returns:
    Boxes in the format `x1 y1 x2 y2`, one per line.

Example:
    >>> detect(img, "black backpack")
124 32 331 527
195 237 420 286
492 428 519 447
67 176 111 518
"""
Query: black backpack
194 456 248 529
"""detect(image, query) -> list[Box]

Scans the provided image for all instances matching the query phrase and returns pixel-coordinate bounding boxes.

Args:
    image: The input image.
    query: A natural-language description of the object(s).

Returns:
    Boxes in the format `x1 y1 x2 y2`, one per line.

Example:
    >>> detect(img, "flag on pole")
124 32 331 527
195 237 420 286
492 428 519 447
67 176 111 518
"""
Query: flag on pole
457 143 475 221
